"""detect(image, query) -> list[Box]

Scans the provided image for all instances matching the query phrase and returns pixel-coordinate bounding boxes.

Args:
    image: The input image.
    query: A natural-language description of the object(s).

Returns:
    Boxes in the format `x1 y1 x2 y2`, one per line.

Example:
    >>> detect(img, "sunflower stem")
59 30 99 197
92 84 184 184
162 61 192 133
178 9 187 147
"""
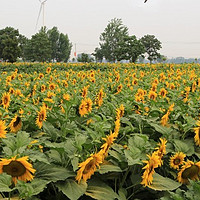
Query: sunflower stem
0 192 5 198
8 191 11 200
119 167 131 188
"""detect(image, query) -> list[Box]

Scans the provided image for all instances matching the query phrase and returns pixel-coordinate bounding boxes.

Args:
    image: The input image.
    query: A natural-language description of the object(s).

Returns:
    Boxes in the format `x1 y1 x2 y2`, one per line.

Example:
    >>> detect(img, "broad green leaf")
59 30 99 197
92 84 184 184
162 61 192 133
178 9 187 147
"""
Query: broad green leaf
98 164 122 174
150 123 173 136
56 179 87 200
148 173 181 191
174 139 194 156
35 162 75 182
85 180 119 200
0 173 12 192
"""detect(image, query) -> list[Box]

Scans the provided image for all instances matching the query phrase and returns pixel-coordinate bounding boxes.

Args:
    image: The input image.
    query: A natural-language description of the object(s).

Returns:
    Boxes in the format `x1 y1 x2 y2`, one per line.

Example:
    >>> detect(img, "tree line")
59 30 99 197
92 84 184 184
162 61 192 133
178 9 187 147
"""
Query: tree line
0 26 72 63
0 18 162 63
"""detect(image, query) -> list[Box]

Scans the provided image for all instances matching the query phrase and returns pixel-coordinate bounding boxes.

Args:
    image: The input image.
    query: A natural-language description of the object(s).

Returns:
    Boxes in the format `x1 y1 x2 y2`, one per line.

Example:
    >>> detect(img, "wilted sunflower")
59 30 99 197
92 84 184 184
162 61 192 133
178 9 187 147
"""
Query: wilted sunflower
194 121 200 146
1 92 11 110
141 152 161 187
0 120 7 138
101 131 116 158
76 152 103 183
0 156 36 185
36 106 47 129
9 115 22 133
161 111 169 126
177 160 200 184
154 138 167 165
170 152 186 170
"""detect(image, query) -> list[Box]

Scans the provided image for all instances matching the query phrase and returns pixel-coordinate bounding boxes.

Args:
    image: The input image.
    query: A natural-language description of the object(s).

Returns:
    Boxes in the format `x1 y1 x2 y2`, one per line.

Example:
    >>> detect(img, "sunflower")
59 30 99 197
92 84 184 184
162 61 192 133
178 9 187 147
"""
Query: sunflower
159 88 167 98
154 138 167 163
63 93 70 101
113 118 120 137
79 99 87 117
85 98 93 113
170 152 186 170
101 131 116 158
0 156 36 185
0 120 7 138
194 121 200 146
116 104 124 120
161 111 169 126
81 86 89 98
76 152 103 183
1 92 11 110
177 160 200 184
36 106 47 129
9 115 22 133
148 91 157 100
141 152 161 187
49 83 56 90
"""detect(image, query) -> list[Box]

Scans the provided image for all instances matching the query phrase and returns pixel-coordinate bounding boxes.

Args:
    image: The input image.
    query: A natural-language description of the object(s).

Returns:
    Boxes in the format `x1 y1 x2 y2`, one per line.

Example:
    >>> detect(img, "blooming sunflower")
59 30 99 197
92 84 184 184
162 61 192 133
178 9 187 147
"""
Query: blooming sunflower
159 88 167 98
76 152 103 183
79 99 87 117
141 152 161 187
170 152 186 170
85 98 93 113
1 92 11 110
161 111 169 126
0 120 7 138
9 115 22 133
36 106 47 129
194 121 200 146
0 156 36 185
116 104 125 120
177 160 200 184
148 91 157 100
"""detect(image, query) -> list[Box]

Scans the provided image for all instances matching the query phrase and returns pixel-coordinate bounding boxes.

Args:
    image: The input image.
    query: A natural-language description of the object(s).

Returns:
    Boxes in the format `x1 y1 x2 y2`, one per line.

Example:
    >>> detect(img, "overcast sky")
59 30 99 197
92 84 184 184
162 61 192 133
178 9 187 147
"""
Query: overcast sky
1 0 200 58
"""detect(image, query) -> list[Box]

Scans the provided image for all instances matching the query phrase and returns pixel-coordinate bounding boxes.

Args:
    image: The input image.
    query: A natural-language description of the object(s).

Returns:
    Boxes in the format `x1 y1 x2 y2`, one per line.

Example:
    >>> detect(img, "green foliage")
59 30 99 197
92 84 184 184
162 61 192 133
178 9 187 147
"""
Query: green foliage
47 27 72 62
77 53 94 63
99 18 129 62
0 27 22 62
24 27 52 62
140 34 162 63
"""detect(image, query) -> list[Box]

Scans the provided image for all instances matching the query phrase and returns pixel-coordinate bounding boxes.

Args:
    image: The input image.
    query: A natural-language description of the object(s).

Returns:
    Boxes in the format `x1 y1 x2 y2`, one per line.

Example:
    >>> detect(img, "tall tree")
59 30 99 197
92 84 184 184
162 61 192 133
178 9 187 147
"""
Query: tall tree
140 35 162 63
24 27 51 62
99 18 129 62
47 27 72 62
116 35 145 62
0 27 21 62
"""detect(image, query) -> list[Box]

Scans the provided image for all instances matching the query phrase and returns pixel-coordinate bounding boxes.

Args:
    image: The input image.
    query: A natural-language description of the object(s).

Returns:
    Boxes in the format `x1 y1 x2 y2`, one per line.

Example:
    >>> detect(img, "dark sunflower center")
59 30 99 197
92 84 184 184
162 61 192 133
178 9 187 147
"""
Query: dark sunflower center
182 165 199 179
3 161 26 177
13 116 21 127
83 158 96 174
4 97 8 104
39 113 44 122
174 158 181 165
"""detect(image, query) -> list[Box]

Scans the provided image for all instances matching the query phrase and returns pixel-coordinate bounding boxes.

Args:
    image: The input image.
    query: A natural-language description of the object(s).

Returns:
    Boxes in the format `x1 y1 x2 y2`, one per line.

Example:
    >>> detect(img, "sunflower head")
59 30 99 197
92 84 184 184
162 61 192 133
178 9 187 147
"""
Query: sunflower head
1 92 11 110
0 156 36 185
170 152 186 170
9 115 22 133
36 106 47 129
177 160 200 184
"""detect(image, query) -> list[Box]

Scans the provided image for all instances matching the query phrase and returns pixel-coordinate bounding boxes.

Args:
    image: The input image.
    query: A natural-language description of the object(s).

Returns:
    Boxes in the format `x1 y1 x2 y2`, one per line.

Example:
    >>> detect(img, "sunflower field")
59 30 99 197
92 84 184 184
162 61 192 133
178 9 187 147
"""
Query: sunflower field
0 62 200 200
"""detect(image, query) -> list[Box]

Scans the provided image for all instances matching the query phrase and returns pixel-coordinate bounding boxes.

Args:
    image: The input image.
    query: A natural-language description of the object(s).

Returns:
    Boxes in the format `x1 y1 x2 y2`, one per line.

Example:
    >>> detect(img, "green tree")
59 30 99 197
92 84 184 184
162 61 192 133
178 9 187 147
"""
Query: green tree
92 47 104 62
47 27 72 62
116 35 145 62
0 27 21 62
99 18 129 62
24 27 51 62
77 53 94 63
140 34 162 63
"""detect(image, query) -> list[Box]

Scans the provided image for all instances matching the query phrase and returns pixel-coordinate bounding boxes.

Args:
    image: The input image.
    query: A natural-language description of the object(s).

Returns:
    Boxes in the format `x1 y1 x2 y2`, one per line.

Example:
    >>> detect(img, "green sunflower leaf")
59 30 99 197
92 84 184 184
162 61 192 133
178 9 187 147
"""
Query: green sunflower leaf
148 173 181 191
0 173 13 192
56 179 87 200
